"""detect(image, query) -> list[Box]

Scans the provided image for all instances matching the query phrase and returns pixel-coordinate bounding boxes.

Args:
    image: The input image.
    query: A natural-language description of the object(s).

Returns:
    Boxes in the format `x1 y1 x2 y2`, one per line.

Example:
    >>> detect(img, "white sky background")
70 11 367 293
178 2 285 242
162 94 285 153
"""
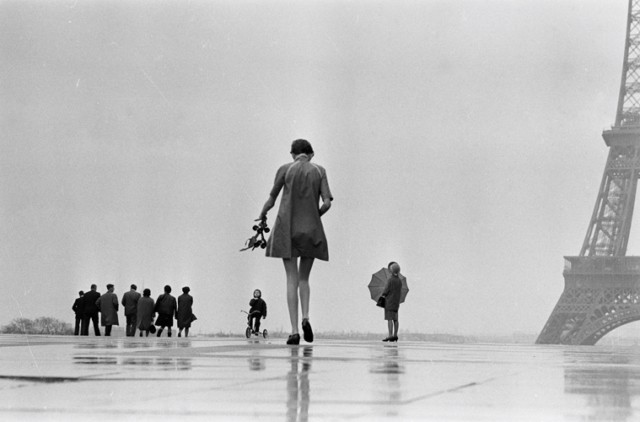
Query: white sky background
0 0 633 337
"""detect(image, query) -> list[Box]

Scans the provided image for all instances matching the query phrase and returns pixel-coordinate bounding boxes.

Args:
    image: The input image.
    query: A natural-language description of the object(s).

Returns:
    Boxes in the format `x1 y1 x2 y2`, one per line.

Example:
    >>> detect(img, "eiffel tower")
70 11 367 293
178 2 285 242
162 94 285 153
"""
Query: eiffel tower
537 0 640 345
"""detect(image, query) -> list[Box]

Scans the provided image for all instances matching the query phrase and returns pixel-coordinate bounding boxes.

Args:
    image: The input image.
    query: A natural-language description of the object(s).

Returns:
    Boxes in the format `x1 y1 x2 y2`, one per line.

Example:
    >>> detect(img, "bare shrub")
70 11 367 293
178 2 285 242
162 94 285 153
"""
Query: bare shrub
1 317 73 335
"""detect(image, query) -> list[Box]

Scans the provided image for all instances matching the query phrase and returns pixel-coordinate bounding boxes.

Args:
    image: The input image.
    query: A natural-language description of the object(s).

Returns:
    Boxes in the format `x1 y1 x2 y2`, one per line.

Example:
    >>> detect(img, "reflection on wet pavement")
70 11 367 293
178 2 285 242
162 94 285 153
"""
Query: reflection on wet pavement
369 345 404 418
370 344 405 374
73 355 192 371
248 347 266 371
287 346 312 422
3 336 640 420
73 356 118 365
563 351 640 421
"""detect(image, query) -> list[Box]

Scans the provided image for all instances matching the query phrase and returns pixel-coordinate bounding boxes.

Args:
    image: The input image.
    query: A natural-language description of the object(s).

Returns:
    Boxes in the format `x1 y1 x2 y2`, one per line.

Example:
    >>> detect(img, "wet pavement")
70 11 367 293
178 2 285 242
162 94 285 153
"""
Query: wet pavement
1 334 640 421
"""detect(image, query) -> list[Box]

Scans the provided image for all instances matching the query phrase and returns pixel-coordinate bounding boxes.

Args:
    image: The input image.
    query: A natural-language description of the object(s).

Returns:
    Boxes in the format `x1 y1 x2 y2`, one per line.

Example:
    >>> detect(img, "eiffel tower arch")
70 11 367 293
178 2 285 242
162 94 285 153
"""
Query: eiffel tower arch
537 0 640 345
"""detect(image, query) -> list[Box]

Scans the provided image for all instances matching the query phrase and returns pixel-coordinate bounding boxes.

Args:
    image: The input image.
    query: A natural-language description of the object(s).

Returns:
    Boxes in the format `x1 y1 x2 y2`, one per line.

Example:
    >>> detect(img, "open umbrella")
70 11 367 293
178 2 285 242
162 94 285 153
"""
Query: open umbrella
368 268 409 303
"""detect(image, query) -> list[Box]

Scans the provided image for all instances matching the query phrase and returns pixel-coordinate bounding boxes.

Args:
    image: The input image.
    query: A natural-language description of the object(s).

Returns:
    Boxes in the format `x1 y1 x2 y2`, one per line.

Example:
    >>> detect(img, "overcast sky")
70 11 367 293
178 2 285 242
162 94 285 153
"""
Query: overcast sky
1 0 634 337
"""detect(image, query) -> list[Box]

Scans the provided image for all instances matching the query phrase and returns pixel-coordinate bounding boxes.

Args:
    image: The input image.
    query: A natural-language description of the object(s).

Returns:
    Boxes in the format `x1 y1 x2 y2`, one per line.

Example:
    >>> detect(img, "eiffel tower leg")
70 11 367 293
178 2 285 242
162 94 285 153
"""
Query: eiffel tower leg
536 257 640 345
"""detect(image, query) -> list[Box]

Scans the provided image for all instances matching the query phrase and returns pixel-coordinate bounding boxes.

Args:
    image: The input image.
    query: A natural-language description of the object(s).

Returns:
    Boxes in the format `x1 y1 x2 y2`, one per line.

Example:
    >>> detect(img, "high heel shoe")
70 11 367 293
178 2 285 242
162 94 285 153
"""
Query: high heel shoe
286 334 300 345
301 318 314 343
382 336 393 342
391 336 398 342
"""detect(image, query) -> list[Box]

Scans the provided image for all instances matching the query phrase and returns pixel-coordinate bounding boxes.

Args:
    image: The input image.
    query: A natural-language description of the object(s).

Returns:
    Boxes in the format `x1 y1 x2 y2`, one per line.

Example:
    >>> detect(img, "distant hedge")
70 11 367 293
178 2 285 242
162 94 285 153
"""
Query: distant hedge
1 317 73 335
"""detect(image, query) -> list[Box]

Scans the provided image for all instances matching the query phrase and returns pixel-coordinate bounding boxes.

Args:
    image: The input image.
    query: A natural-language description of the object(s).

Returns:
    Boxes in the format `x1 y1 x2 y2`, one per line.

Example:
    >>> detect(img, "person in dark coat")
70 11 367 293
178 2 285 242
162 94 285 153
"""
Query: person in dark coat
96 284 119 336
72 291 85 336
121 284 141 337
381 262 402 342
81 284 101 336
247 289 267 335
258 139 333 345
176 286 195 337
137 288 155 337
154 285 177 337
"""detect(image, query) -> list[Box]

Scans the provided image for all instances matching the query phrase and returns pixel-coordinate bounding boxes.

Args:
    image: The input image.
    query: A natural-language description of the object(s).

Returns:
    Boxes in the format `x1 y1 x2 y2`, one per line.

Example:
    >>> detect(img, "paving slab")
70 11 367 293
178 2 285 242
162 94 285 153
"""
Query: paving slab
0 334 639 421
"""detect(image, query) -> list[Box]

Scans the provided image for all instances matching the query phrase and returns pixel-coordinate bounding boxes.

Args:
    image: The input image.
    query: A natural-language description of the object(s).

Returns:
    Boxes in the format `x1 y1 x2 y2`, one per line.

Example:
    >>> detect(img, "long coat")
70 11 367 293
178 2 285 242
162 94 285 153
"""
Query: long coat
96 291 119 326
382 275 402 312
136 296 155 330
176 293 194 329
154 293 177 327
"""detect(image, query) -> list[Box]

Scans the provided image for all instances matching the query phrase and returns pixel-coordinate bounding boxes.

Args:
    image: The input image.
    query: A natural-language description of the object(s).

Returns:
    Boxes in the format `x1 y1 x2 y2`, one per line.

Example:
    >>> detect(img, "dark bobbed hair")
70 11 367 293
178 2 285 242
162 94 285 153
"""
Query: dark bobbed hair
164 285 172 293
131 284 137 290
290 139 314 155
182 286 190 293
143 288 151 297
78 290 84 296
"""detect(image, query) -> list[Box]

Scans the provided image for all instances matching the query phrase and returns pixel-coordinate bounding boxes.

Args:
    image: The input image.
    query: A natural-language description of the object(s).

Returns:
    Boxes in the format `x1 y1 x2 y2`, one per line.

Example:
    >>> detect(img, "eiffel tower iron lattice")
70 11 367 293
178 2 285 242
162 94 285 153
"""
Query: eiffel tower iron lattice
537 0 640 345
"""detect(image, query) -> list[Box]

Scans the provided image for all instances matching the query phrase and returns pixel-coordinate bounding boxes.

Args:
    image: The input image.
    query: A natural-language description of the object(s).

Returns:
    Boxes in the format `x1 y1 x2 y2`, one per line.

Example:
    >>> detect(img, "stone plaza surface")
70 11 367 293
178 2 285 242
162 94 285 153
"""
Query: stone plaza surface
1 335 639 421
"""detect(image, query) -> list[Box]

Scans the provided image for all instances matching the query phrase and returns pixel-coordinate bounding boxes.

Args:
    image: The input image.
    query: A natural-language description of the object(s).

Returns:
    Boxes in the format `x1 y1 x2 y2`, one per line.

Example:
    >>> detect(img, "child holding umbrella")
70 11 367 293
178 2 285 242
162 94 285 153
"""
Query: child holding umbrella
380 261 402 342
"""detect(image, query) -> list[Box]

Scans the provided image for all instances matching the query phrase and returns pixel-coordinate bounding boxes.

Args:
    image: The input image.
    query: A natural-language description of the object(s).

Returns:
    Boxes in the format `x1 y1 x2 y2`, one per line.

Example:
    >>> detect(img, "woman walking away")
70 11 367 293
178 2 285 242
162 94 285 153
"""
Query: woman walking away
258 139 333 345
154 285 177 337
177 286 194 338
137 289 155 337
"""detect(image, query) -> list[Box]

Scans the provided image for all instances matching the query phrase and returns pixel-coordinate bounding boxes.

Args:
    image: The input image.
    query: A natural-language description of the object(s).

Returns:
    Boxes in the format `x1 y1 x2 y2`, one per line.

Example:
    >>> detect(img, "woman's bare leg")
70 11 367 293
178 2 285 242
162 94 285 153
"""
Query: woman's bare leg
284 258 300 334
284 257 315 333
298 257 314 320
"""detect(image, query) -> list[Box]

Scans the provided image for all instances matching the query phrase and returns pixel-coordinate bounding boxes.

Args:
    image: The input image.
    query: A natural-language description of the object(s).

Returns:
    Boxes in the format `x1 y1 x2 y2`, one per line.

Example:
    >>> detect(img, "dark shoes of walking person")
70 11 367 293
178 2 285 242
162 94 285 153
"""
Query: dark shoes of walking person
382 336 398 342
287 334 300 345
286 319 313 345
157 328 172 337
301 318 313 343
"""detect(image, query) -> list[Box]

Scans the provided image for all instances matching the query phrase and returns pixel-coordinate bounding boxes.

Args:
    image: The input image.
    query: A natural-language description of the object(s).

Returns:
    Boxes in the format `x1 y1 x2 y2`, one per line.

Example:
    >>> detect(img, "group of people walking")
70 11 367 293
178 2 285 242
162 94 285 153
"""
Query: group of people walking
72 284 196 338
